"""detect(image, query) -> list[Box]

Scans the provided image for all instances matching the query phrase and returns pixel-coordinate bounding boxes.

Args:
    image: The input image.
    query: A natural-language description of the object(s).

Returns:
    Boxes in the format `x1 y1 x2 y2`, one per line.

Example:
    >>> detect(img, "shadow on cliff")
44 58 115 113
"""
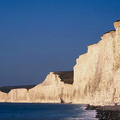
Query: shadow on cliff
60 97 65 103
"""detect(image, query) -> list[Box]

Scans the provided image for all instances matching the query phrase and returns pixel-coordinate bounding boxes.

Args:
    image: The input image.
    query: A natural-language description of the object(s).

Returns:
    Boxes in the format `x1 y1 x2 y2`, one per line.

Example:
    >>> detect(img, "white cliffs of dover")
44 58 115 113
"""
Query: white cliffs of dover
0 21 120 106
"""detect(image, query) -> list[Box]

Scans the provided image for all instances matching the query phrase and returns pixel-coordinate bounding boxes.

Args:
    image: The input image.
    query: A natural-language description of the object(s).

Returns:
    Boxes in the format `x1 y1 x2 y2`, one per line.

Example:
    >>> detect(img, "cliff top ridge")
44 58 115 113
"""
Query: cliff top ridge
114 20 120 29
53 71 73 84
0 85 36 93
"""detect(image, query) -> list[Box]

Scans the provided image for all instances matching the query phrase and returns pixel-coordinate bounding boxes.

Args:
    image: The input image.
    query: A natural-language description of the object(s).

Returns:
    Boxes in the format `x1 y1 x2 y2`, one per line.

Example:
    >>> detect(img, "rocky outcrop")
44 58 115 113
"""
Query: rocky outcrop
73 20 120 105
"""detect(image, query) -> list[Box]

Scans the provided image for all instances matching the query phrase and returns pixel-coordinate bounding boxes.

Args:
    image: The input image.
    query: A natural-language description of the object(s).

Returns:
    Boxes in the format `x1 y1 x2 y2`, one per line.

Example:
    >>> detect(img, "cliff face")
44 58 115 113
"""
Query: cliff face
0 71 73 103
29 71 73 103
73 21 120 105
7 89 29 102
0 91 7 102
0 21 120 106
0 85 35 103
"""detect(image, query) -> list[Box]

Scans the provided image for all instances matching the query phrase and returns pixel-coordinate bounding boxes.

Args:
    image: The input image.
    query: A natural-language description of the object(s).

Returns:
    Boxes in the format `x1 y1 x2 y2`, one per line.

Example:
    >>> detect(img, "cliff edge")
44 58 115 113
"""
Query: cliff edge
73 20 120 105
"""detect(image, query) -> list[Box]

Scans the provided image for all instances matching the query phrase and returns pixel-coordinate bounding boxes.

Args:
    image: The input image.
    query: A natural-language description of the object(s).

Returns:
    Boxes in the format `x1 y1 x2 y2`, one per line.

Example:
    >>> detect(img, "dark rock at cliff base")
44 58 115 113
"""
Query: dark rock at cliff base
96 110 120 120
86 104 120 111
86 104 120 120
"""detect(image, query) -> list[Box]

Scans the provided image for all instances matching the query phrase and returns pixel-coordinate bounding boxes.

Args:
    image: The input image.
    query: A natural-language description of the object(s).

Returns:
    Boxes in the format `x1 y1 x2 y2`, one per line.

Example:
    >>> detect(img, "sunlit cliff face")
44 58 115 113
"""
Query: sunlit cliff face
73 20 120 105
0 71 73 103
1 21 120 106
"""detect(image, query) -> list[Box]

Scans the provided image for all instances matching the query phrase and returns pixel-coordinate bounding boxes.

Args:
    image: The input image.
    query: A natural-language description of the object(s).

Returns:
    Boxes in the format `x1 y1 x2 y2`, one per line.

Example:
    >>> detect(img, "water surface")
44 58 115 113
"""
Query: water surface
0 103 98 120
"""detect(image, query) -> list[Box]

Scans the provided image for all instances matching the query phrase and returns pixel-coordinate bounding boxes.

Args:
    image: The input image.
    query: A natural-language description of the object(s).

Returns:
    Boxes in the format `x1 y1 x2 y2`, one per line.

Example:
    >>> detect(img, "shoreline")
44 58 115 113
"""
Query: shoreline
86 104 120 119
86 104 120 111
0 102 120 119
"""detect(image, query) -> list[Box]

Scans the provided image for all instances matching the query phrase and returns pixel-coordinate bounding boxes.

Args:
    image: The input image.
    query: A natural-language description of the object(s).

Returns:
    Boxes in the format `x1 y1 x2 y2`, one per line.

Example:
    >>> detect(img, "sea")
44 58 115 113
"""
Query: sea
0 103 98 120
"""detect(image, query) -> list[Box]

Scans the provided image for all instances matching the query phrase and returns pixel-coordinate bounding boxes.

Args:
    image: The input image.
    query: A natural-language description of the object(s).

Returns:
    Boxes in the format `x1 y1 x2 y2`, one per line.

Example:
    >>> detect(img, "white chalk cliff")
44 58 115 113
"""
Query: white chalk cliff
0 21 120 106
73 20 120 105
29 72 73 103
0 71 73 103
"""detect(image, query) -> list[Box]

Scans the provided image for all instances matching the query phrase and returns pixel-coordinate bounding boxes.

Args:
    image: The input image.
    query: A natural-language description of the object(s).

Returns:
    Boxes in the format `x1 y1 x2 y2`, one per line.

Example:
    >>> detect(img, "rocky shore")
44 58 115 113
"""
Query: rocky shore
86 104 120 120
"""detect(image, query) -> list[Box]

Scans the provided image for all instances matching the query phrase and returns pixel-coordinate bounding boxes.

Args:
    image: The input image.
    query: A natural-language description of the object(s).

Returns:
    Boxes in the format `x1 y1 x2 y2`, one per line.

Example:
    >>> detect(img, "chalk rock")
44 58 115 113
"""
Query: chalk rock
7 88 29 102
73 20 120 105
0 91 7 102
29 71 73 103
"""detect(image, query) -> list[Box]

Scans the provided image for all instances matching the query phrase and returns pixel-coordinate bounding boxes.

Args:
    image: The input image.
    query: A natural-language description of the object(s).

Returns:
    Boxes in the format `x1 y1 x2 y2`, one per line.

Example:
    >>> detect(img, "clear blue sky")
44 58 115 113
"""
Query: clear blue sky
0 0 120 87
